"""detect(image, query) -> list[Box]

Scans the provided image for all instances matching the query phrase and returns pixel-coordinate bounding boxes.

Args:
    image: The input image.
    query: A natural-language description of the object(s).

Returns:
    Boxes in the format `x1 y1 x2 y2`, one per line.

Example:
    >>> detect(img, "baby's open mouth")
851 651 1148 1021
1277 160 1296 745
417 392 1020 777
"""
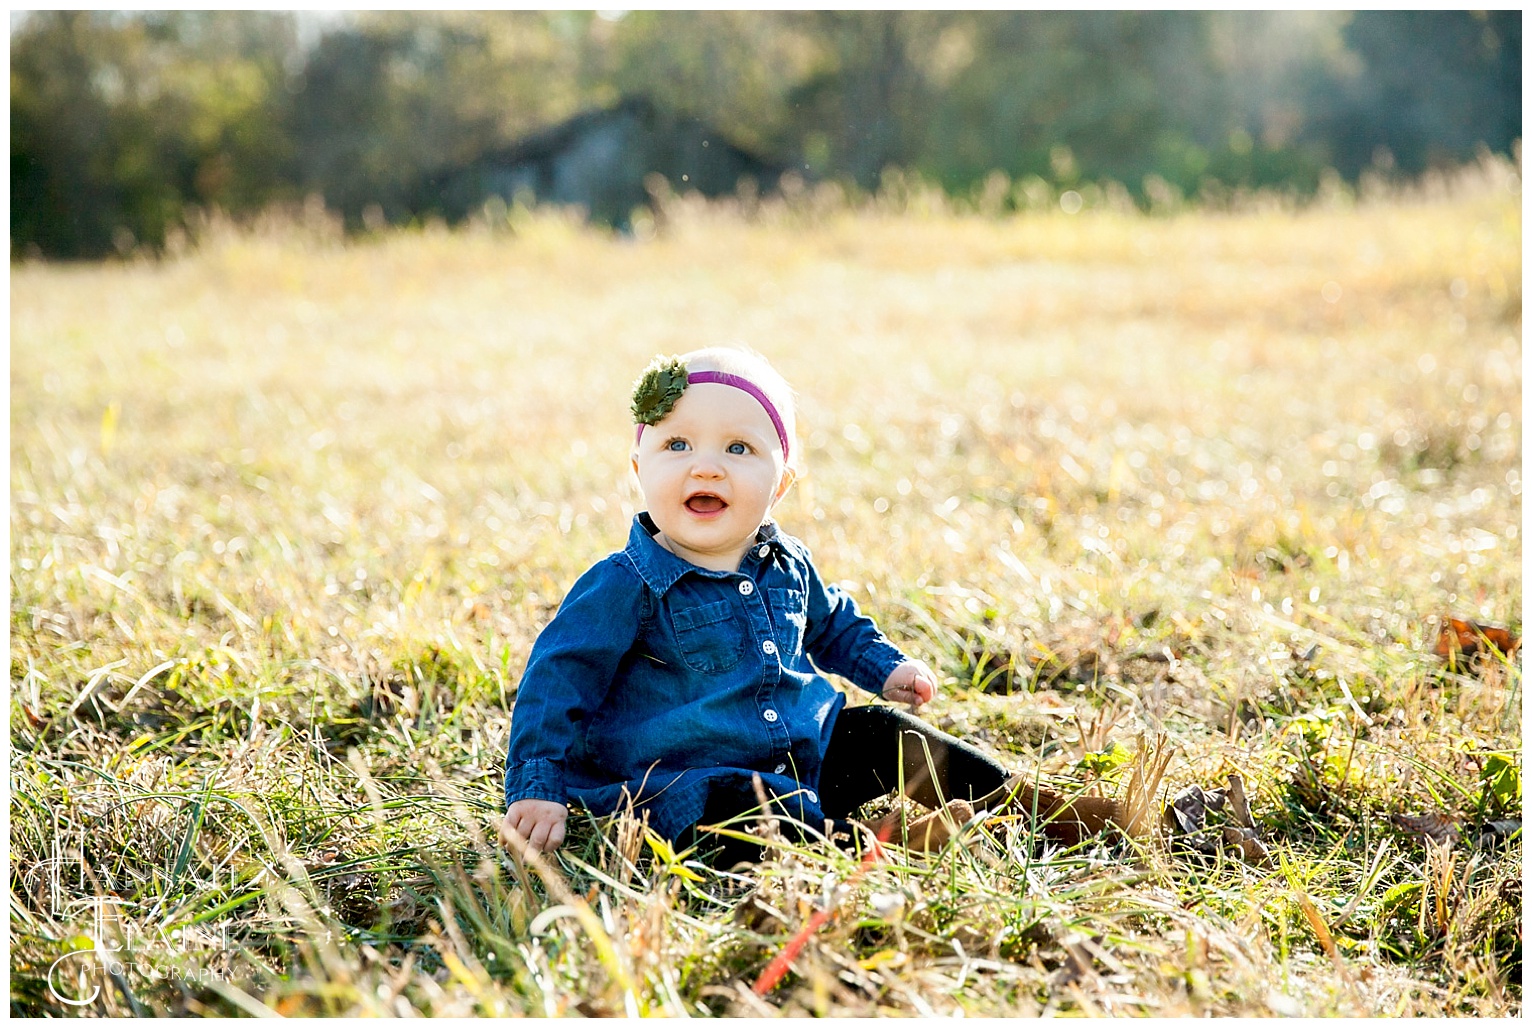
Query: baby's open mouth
685 494 728 514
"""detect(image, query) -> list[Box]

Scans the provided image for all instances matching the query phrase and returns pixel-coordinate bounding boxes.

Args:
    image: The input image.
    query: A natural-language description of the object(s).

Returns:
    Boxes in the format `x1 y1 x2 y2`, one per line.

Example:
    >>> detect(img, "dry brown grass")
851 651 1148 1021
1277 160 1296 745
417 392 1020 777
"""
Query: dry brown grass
11 159 1521 1015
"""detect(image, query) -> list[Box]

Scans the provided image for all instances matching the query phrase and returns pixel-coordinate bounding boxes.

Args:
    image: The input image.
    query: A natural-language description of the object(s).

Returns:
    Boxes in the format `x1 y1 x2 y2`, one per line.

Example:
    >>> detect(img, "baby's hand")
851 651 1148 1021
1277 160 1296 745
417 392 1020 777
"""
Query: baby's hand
500 799 568 855
882 659 938 709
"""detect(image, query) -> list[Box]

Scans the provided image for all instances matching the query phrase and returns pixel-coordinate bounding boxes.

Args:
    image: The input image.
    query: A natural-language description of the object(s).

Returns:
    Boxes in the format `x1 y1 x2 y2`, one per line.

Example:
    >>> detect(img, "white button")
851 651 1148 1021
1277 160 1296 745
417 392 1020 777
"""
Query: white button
756 545 770 557
762 640 778 655
763 709 779 723
807 790 818 804
774 763 787 774
738 580 754 596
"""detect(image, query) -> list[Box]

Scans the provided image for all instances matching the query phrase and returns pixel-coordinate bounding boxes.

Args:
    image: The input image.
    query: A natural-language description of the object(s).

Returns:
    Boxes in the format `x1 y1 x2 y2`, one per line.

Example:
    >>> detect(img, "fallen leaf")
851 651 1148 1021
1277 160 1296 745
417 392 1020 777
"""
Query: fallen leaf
1225 772 1256 830
1391 812 1459 845
1164 779 1272 868
1477 819 1521 849
1221 825 1273 868
1166 784 1224 834
1433 616 1520 667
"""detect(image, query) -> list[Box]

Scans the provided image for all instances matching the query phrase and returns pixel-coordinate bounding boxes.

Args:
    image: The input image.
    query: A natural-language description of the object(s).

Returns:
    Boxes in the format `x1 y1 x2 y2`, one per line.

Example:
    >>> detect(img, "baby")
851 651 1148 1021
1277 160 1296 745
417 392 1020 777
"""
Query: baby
500 347 1013 861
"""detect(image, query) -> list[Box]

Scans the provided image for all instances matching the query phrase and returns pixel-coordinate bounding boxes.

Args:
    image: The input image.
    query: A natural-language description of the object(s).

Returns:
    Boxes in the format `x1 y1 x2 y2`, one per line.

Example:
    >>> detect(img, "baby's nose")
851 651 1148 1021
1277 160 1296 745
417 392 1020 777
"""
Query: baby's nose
690 455 725 478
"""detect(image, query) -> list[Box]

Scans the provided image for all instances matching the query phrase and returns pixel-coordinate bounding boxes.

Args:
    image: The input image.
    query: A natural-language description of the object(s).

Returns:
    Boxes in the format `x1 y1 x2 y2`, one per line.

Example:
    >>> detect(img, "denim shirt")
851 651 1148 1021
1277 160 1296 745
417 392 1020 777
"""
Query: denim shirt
503 513 909 840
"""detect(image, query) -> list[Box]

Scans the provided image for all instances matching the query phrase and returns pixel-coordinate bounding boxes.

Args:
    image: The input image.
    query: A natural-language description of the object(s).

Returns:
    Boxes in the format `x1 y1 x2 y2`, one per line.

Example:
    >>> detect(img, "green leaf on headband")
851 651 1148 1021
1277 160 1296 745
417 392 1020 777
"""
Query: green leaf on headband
631 355 689 425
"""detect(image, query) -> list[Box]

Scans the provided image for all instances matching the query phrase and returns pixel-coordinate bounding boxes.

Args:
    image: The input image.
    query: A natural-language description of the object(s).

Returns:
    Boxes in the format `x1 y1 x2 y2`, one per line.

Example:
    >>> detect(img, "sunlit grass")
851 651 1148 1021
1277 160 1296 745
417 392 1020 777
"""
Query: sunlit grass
11 159 1521 1015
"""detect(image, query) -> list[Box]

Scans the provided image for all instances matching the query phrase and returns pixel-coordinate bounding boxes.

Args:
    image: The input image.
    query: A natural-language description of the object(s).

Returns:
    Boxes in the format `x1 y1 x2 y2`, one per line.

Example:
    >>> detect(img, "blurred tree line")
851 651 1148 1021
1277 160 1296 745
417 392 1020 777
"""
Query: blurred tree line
11 10 1521 258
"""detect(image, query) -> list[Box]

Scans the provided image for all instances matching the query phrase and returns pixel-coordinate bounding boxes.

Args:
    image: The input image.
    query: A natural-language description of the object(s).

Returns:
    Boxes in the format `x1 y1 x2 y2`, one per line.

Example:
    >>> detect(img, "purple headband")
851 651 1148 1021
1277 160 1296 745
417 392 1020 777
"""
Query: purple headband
634 370 791 460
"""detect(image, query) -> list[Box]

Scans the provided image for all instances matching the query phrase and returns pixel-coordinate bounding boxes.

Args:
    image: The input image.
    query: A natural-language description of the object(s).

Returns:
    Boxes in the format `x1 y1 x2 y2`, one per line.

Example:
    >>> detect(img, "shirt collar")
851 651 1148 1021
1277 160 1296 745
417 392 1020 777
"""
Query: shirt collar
624 513 780 596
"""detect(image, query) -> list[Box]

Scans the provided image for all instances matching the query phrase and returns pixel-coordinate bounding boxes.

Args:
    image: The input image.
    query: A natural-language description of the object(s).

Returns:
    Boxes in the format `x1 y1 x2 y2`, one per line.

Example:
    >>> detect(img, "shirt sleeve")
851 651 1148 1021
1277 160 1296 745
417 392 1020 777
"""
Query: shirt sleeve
797 545 910 696
503 557 644 809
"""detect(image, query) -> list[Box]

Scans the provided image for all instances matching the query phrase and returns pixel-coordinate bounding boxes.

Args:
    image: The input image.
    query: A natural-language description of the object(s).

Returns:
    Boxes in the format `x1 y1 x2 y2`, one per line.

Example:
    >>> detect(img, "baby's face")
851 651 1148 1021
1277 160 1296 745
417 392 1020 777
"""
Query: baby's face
632 383 792 571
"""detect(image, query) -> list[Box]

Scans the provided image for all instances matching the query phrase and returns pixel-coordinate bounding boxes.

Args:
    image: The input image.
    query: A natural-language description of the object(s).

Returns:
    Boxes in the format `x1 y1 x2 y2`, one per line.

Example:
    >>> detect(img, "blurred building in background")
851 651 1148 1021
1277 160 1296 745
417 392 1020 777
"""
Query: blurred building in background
411 96 786 230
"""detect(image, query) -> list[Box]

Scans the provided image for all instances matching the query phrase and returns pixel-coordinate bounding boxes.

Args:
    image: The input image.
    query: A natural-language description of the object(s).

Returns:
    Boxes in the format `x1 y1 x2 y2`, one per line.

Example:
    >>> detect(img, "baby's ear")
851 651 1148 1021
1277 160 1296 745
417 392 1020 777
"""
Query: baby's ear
772 466 798 506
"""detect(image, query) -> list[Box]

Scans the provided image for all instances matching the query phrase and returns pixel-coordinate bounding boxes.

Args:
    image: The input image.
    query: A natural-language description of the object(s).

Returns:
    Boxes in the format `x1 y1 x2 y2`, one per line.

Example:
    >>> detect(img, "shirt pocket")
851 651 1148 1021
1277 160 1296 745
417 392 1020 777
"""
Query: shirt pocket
670 600 747 673
770 588 807 658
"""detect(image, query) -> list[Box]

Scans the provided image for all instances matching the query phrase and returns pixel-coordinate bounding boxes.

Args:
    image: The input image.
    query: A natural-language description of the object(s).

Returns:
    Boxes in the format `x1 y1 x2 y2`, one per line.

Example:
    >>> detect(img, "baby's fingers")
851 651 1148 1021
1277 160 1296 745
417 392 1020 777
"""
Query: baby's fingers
526 821 554 854
499 815 542 851
909 672 936 704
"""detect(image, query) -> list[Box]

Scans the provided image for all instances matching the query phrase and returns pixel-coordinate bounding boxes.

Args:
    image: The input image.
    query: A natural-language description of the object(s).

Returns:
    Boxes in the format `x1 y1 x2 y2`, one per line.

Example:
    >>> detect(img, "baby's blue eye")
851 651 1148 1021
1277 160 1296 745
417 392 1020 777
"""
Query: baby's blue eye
665 439 689 452
727 442 749 455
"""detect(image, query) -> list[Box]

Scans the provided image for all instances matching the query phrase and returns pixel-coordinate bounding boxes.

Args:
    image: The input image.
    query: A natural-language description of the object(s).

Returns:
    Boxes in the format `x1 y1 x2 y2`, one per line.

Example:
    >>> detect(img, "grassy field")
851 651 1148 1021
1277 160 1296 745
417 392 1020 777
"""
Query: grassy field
10 162 1522 1016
